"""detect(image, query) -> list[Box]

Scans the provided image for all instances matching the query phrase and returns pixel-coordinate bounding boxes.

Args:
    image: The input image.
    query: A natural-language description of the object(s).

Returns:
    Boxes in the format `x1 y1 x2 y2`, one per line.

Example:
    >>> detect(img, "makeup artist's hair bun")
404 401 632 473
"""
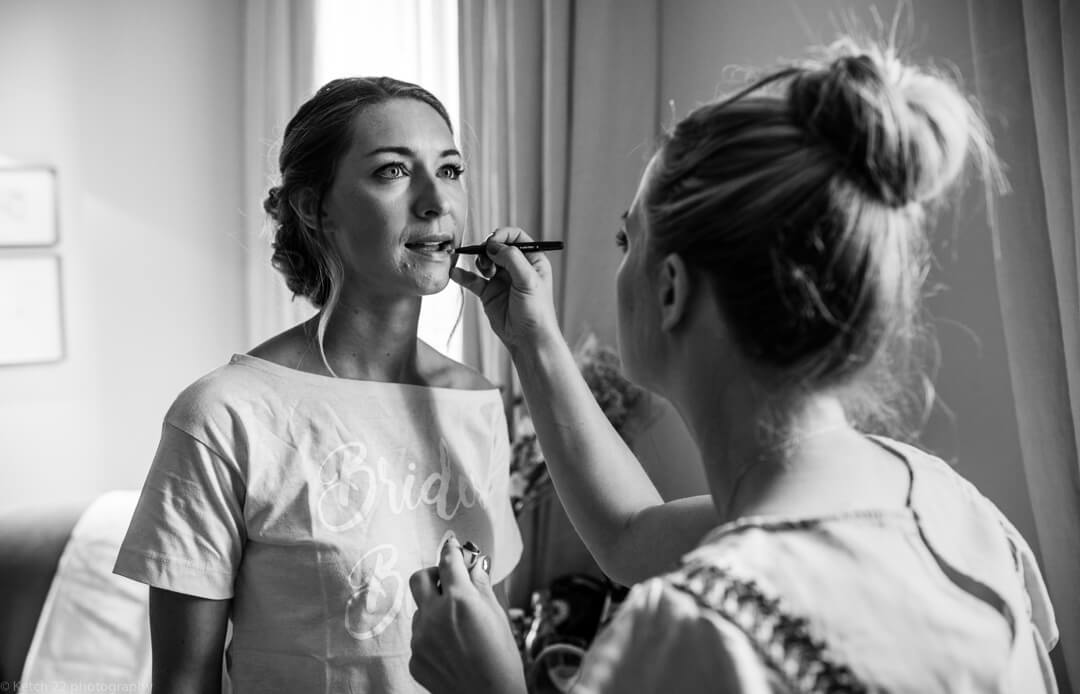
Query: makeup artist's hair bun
645 38 1000 435
788 41 983 208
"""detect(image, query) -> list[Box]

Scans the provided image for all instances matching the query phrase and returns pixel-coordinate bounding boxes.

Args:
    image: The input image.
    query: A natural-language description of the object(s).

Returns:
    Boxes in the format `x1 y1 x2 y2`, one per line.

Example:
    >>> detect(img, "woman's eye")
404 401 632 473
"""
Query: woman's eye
376 163 408 179
440 164 465 180
615 228 628 250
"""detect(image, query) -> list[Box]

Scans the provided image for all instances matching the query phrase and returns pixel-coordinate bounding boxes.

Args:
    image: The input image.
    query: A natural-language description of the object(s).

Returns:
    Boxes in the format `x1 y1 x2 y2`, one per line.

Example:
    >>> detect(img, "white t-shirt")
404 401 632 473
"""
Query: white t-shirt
114 354 522 693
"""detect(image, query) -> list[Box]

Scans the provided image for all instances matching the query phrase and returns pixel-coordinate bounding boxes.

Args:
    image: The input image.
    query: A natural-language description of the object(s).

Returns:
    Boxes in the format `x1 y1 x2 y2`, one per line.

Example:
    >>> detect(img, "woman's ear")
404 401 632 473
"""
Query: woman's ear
289 188 324 231
657 253 692 332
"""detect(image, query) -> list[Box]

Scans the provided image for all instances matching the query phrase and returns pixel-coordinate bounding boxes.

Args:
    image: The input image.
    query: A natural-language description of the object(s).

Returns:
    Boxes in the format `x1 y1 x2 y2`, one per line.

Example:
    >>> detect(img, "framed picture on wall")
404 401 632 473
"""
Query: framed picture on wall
0 166 59 247
0 254 65 365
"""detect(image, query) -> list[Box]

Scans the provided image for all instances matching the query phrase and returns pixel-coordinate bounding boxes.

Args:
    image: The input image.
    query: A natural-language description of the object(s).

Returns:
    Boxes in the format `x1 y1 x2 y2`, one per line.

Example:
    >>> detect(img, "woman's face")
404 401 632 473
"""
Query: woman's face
320 98 466 300
615 154 664 391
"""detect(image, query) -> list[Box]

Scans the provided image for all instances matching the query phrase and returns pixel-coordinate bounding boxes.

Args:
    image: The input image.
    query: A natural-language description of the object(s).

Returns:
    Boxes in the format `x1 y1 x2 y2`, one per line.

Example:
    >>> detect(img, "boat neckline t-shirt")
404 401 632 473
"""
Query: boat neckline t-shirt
115 353 523 693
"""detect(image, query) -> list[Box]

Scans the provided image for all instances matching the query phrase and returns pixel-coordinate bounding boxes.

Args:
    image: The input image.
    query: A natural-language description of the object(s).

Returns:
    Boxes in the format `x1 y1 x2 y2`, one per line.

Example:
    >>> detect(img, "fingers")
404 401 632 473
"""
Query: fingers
437 535 472 592
457 227 553 287
476 255 495 278
459 540 493 594
485 240 549 293
409 566 439 605
469 228 524 278
487 227 533 245
468 551 493 588
475 251 495 278
483 228 552 277
450 266 487 297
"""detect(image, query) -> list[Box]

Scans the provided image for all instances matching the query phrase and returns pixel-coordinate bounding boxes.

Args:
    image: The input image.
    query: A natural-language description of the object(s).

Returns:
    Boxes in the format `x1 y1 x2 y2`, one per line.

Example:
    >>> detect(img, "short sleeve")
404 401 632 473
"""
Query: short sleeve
990 499 1059 651
487 403 523 585
945 455 1059 651
572 579 772 694
113 421 246 599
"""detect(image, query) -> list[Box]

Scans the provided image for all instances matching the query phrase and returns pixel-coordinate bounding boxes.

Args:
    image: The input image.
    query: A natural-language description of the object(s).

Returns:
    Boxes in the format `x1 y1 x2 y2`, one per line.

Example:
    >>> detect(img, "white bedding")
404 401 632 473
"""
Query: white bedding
20 490 151 693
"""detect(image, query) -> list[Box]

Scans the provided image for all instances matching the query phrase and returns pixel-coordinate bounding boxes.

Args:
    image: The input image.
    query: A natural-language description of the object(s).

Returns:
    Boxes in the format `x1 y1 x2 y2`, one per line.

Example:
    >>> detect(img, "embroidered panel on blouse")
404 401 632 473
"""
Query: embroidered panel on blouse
668 561 874 694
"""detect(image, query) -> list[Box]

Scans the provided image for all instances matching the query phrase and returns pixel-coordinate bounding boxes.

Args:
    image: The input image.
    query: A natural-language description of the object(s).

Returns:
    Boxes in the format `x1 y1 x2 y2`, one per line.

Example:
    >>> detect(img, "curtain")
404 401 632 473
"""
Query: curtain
967 0 1080 689
458 0 566 393
458 0 663 373
458 0 664 605
242 0 317 348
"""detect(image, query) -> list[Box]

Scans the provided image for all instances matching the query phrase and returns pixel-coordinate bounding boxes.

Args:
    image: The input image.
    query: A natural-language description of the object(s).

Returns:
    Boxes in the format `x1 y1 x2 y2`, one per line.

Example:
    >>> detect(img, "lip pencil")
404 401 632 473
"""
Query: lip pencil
453 240 565 255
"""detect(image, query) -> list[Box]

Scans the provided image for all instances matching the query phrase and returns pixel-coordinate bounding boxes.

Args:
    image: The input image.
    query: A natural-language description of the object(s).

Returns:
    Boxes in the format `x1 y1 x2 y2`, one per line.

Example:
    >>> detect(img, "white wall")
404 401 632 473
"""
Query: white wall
0 0 246 508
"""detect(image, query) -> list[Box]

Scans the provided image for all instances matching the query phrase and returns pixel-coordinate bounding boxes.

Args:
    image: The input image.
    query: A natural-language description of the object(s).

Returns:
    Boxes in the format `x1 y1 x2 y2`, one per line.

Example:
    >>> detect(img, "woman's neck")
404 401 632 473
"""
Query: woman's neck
678 378 852 522
313 294 424 382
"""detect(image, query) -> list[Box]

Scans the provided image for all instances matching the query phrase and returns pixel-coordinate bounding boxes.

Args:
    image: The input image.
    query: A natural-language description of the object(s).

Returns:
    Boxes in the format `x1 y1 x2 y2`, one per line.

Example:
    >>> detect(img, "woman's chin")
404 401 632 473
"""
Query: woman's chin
416 274 453 296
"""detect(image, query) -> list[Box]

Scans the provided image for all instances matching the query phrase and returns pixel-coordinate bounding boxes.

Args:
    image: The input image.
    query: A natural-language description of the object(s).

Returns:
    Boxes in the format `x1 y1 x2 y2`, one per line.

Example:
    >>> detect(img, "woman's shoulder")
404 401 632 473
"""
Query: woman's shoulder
574 575 776 694
165 355 279 429
873 436 1060 652
665 437 1057 691
650 562 867 692
246 322 330 376
247 328 496 392
416 339 496 391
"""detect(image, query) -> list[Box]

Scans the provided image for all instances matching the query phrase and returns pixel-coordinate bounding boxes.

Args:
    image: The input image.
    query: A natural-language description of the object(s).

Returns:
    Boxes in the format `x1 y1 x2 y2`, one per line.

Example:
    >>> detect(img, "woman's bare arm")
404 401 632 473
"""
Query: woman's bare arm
149 587 230 694
514 333 718 585
454 233 720 586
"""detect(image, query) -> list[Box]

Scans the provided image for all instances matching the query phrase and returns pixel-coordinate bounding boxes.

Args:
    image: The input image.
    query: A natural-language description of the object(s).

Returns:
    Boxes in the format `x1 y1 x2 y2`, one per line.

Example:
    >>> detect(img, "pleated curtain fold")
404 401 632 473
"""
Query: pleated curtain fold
242 0 317 348
968 0 1080 688
457 0 664 605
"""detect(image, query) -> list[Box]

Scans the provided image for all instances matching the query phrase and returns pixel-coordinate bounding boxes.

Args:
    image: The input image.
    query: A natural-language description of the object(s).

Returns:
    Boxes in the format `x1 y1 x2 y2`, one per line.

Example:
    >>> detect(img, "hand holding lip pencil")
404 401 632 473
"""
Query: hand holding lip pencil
454 240 564 255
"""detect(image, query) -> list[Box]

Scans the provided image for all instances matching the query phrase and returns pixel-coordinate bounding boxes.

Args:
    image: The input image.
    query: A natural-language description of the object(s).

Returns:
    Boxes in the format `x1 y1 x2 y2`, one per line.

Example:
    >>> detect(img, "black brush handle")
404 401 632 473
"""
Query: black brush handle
454 241 565 255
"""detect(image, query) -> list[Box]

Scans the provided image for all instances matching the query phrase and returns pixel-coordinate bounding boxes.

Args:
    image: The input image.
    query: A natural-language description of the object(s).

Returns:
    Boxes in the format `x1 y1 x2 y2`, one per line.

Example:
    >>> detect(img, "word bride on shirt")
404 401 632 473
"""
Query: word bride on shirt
317 438 494 532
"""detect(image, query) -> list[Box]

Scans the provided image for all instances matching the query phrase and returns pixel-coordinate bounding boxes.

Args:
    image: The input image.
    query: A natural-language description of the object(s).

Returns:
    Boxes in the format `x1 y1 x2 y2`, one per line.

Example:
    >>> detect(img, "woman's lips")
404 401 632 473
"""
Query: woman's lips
404 240 455 257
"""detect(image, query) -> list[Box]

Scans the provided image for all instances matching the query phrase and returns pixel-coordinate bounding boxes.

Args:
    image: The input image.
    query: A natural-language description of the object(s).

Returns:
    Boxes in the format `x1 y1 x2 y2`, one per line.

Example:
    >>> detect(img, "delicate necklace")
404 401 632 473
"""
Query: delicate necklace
722 422 851 522
769 421 851 454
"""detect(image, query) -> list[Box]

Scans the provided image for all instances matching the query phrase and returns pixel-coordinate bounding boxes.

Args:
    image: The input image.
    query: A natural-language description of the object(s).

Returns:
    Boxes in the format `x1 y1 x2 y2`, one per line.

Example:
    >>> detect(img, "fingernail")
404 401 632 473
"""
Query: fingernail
480 556 491 574
463 540 480 552
442 531 458 550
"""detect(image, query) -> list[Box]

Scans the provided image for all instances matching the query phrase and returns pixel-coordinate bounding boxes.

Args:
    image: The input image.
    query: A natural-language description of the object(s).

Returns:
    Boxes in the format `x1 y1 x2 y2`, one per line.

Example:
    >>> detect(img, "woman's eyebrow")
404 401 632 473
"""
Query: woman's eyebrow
363 145 461 159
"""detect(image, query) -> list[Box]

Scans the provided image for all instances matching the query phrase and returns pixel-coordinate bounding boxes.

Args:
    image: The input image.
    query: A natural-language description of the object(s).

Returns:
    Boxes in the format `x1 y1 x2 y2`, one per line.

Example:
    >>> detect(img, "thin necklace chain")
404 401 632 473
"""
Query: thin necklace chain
722 422 852 522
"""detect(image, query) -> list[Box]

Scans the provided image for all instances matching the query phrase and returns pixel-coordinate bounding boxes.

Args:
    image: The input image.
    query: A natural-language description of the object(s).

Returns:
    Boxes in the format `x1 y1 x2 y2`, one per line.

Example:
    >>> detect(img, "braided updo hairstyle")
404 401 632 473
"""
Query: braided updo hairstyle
645 40 998 432
263 77 453 373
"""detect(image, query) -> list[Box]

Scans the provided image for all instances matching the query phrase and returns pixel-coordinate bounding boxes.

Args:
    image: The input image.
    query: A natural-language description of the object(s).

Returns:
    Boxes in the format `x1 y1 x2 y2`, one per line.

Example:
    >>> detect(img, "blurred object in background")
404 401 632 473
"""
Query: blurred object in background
509 333 656 515
507 333 706 609
506 573 629 694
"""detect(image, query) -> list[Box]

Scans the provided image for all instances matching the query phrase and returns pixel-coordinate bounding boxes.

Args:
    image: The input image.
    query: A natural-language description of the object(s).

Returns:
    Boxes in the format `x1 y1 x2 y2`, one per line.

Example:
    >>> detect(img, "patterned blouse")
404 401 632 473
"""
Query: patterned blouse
573 437 1058 693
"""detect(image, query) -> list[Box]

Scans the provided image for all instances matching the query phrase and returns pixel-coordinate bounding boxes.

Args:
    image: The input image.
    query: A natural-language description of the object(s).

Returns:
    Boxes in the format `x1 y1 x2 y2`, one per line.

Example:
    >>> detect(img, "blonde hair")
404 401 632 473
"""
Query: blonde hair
645 39 999 432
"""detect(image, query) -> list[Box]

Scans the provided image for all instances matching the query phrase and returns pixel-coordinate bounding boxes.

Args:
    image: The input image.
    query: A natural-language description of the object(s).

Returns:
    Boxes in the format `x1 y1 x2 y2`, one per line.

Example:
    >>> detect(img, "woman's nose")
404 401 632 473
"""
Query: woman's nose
413 173 450 219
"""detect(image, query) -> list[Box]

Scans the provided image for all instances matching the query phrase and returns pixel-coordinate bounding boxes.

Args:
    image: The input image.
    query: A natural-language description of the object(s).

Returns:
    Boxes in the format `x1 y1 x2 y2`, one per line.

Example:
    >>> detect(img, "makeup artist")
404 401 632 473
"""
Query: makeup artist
409 40 1059 693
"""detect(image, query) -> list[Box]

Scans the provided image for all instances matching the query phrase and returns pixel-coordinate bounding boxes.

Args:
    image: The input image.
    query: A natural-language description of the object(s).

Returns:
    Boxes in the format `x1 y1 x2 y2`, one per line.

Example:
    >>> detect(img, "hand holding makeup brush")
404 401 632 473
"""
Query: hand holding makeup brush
450 228 562 355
